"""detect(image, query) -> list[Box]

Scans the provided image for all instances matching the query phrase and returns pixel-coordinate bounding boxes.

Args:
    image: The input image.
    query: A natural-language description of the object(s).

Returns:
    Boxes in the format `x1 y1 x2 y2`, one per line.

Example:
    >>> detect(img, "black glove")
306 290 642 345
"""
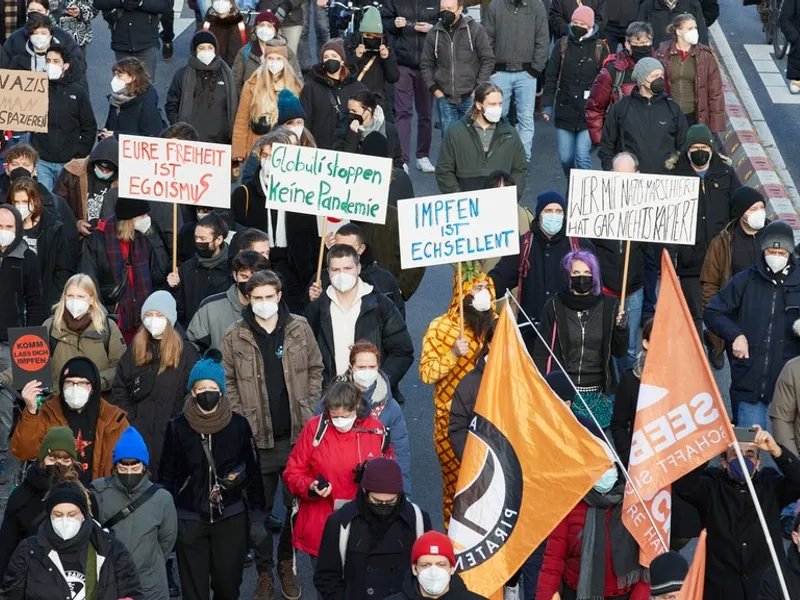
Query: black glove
616 311 628 331
274 0 292 21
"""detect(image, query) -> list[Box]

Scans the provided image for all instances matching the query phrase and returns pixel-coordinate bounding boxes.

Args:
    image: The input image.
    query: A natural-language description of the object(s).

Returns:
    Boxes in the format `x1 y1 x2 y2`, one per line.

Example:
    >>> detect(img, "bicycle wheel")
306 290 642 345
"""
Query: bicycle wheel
765 0 777 43
773 0 788 56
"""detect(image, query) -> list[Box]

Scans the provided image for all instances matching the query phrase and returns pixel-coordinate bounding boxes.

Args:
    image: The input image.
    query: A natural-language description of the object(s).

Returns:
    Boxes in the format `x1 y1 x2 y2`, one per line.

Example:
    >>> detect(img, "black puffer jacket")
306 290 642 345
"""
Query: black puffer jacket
381 0 440 68
638 0 708 45
384 571 486 600
0 464 51 577
173 246 232 326
24 207 75 310
94 0 171 52
104 86 165 138
314 492 432 600
300 65 367 150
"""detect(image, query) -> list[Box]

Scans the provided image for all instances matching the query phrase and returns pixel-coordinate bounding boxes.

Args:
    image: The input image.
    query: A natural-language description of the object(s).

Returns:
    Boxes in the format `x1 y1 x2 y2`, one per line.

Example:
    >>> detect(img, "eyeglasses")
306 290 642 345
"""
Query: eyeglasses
369 497 399 506
63 380 91 390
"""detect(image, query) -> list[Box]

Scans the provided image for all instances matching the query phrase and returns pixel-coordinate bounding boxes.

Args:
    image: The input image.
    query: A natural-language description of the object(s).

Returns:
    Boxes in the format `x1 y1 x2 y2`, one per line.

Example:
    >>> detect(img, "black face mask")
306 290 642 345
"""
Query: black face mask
648 77 666 95
571 275 594 295
439 9 456 27
362 35 382 50
349 112 364 124
689 149 711 167
196 241 216 259
117 472 145 492
323 59 341 74
9 166 32 181
630 45 652 61
571 25 588 39
368 502 397 518
195 390 221 411
237 281 249 296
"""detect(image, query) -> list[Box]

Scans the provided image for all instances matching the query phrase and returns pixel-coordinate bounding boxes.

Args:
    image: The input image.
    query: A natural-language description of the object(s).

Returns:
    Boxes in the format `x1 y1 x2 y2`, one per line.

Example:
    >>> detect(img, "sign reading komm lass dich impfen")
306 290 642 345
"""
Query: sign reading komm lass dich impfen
266 144 391 224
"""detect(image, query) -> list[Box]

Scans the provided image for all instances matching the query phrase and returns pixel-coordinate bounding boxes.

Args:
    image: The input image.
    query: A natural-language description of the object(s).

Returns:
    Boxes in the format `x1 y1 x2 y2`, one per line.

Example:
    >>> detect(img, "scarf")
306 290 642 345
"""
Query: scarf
183 394 232 434
102 217 152 333
197 242 230 269
577 485 642 600
355 488 404 548
63 311 93 335
258 175 288 247
360 104 387 139
178 55 238 135
4 1 19 43
557 288 603 312
43 519 98 600
109 88 135 108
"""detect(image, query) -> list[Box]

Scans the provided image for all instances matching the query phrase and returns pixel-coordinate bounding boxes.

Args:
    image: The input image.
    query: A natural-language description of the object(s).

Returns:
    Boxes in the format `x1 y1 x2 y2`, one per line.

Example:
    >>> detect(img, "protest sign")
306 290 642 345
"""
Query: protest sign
0 69 48 133
118 135 232 208
266 144 391 224
9 326 53 389
317 215 349 237
397 186 520 269
567 169 700 245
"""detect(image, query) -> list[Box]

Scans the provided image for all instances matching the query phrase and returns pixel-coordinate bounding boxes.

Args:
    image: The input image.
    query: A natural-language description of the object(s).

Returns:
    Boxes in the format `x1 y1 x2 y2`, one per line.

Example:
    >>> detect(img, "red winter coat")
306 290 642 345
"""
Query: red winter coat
536 501 650 600
283 414 394 556
585 51 638 145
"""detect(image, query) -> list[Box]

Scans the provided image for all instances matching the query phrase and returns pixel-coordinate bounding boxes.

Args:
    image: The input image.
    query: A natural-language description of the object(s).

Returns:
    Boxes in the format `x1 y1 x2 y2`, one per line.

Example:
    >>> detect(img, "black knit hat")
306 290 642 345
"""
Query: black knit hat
192 29 218 53
115 196 150 221
761 220 795 253
731 186 765 220
649 551 689 595
46 482 89 516
59 357 100 394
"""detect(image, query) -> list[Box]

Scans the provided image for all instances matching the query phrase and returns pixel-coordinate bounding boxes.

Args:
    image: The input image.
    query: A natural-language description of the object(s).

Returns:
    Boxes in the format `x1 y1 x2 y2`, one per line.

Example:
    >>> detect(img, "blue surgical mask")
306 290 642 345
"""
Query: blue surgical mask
593 467 618 493
541 213 564 235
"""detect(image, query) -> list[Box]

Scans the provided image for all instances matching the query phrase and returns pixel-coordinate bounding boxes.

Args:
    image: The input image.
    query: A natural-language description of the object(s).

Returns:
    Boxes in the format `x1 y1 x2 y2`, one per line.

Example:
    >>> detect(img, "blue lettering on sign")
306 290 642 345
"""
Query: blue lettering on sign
410 230 516 262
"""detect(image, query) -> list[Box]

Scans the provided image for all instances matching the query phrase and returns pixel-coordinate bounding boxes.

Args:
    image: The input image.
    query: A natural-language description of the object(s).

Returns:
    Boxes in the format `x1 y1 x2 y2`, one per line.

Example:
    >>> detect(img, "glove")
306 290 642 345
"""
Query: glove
616 311 629 331
274 0 292 21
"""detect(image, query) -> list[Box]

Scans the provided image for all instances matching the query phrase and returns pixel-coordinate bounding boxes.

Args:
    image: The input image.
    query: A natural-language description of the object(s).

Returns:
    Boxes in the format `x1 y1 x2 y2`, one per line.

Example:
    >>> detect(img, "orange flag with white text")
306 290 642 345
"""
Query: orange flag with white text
449 303 611 597
622 251 735 565
678 530 707 600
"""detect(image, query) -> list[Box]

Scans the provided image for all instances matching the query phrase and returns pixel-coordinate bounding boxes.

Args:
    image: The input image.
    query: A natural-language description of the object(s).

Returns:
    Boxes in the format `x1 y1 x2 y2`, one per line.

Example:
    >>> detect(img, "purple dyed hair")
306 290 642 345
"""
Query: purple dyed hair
561 249 603 295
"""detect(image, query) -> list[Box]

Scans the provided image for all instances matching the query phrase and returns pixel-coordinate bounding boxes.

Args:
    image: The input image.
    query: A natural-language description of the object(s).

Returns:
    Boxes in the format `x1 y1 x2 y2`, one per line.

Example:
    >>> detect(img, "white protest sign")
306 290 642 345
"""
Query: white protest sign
266 144 391 224
397 187 520 269
118 135 231 208
567 169 700 245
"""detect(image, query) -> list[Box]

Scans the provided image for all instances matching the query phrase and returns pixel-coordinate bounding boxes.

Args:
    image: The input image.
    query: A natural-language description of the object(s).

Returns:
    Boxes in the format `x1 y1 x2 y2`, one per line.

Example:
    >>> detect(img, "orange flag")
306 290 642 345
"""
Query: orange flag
622 250 735 566
678 530 707 600
449 303 611 597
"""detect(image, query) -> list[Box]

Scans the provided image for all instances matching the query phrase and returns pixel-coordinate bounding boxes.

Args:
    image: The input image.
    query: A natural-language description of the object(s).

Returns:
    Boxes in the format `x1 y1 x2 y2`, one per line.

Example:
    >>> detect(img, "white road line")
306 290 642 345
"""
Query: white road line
743 43 800 104
172 0 196 38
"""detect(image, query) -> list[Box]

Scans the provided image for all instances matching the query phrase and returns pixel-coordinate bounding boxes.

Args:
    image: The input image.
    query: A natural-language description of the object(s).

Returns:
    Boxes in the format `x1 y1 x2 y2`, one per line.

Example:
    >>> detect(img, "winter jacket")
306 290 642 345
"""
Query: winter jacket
30 75 95 163
638 0 708 46
419 15 494 101
448 357 484 461
159 408 266 521
344 32 401 98
0 213 44 342
655 40 725 132
111 339 199 480
89 474 178 600
187 284 245 353
770 357 800 456
704 260 800 411
333 113 404 168
231 72 278 159
780 0 800 80
384 570 488 600
0 464 51 577
253 0 305 27
0 177 78 237
667 152 738 277
549 0 606 38
435 116 528 200
598 86 688 174
542 30 609 131
0 519 143 600
282 414 394 556
223 308 324 449
675 448 800 600
305 281 414 386
311 263 405 317
484 0 550 76
585 51 638 145
609 367 639 467
202 10 250 65
300 65 367 150
593 239 645 295
54 137 120 223
103 86 165 138
2 26 86 85
381 0 440 68
758 544 800 600
94 0 171 52
232 38 302 94
313 492 432 600
171 248 232 326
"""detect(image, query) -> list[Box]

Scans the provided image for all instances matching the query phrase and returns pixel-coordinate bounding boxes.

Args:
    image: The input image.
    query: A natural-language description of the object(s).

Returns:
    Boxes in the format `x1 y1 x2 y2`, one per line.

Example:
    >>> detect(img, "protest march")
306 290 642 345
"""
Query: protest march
2 3 800 600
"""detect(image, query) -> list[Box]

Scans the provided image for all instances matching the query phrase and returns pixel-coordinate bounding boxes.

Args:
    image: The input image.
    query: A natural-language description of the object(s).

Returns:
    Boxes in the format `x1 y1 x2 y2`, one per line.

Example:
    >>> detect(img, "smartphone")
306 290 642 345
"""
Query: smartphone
734 426 758 443
316 474 330 490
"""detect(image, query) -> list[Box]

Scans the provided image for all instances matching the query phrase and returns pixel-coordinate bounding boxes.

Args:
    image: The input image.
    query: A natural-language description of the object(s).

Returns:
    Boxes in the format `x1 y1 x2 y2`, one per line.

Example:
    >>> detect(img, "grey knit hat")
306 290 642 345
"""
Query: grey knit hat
140 290 178 326
632 57 663 86
760 220 795 253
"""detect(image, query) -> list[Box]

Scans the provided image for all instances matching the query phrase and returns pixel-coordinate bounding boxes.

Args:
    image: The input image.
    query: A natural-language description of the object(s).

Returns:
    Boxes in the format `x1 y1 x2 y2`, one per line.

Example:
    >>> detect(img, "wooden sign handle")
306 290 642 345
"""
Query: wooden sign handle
619 240 631 316
457 261 464 336
315 218 328 287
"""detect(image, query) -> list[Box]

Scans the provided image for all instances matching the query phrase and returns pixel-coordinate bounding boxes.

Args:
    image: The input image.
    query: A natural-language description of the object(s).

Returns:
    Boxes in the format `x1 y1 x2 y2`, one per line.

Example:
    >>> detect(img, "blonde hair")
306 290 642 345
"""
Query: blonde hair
248 62 303 124
52 274 108 336
133 318 183 374
116 218 136 242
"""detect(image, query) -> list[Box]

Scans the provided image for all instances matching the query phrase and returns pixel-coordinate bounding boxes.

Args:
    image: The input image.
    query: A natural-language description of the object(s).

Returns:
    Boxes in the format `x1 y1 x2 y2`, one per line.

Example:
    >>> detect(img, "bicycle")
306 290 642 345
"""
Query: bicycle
329 0 382 38
763 0 789 59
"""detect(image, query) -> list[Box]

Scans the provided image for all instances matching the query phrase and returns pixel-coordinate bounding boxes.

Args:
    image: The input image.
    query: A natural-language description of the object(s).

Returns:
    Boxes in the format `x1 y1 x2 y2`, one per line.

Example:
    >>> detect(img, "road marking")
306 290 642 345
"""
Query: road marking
173 0 196 38
743 43 800 104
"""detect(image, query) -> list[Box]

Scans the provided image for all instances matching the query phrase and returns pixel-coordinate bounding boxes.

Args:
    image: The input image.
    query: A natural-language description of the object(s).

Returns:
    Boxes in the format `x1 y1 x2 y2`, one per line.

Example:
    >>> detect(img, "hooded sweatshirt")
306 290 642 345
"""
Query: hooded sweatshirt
54 137 120 223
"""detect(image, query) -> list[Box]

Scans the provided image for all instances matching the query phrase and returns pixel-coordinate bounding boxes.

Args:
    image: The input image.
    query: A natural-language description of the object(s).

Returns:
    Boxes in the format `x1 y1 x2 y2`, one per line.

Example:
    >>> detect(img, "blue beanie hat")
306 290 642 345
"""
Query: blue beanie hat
277 89 306 126
113 427 150 467
187 349 226 395
536 190 566 218
141 290 178 326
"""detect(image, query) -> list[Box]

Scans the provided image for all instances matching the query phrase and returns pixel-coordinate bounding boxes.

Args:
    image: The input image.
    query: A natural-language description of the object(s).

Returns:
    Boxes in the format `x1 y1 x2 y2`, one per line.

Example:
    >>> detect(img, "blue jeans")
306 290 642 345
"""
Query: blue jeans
556 128 592 178
435 96 472 137
612 287 644 377
738 401 769 429
492 71 536 161
36 159 66 191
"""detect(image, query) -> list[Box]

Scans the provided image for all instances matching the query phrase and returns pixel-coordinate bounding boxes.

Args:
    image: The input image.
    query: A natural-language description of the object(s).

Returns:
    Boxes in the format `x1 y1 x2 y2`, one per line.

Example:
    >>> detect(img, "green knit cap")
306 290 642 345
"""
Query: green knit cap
359 7 383 34
686 124 713 149
39 426 77 461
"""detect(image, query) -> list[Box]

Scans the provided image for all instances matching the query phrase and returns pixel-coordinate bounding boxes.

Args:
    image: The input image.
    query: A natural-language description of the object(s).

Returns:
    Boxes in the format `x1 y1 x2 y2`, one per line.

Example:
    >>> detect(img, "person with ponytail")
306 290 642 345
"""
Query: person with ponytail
334 89 403 167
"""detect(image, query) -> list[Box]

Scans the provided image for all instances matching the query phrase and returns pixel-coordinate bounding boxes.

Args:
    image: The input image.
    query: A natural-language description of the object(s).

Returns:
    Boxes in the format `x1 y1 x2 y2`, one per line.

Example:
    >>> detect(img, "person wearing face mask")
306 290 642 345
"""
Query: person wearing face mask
675 429 800 600
200 0 249 65
548 0 606 39
533 250 629 429
12 357 130 484
334 89 404 167
300 38 367 149
5 14 57 73
233 11 303 95
420 267 495 525
637 0 708 46
542 7 610 179
586 22 654 147
175 205 237 265
222 269 322 599
80 196 169 344
100 57 165 140
89 427 178 600
112 291 199 481
655 14 723 130
599 57 688 174
314 457 431 599
759 512 800 599
435 83 527 201
306 243 414 385
0 479 143 600
283 382 393 568
165 31 238 146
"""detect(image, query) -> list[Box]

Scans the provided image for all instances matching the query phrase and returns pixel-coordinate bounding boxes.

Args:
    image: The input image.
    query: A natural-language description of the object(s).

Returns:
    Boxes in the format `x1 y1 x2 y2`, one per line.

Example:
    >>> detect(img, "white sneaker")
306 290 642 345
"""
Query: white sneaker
402 163 409 174
416 157 436 173
791 80 800 94
503 584 520 600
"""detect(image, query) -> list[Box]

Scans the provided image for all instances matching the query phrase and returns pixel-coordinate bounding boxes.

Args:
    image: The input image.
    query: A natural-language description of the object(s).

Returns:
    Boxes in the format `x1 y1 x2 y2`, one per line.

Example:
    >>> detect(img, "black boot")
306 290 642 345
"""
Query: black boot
166 557 181 597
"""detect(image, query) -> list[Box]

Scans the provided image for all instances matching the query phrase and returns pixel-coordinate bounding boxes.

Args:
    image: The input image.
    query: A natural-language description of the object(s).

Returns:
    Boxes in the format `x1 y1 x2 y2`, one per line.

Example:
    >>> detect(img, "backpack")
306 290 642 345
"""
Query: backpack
517 232 580 303
605 64 626 113
49 316 113 357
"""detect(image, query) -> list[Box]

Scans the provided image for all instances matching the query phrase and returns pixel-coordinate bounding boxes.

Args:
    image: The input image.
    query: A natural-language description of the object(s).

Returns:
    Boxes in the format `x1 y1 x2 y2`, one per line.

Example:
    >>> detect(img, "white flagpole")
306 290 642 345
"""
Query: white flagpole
505 291 669 554
732 440 791 600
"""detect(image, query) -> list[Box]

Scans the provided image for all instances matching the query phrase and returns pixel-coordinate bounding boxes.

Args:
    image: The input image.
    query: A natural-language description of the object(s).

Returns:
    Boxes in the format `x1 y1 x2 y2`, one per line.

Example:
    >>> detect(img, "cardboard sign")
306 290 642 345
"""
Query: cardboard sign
118 135 232 208
567 169 700 245
266 144 391 224
0 69 48 133
397 186 520 269
9 326 53 388
316 215 350 237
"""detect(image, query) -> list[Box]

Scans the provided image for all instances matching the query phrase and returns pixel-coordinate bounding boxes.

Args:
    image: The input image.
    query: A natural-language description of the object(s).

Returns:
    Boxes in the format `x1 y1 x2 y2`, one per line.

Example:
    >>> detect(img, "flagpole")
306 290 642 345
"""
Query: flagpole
732 441 791 600
506 291 670 554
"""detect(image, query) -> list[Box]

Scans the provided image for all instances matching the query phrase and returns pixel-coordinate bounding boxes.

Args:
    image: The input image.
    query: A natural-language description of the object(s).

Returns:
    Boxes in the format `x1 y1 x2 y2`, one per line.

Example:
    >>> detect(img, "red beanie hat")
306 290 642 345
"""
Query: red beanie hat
411 531 456 567
255 10 280 30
